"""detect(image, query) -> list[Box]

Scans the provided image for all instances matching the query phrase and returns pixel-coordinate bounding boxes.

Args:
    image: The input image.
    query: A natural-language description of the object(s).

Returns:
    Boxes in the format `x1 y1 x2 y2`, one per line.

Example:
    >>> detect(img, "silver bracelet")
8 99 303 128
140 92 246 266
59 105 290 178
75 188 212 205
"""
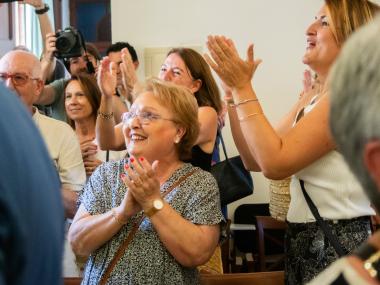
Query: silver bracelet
235 98 259 107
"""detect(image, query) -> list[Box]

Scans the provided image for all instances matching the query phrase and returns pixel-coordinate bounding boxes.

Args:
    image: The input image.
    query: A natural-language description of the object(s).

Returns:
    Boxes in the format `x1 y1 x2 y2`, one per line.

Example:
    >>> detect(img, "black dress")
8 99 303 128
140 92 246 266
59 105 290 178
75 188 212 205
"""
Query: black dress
189 144 212 172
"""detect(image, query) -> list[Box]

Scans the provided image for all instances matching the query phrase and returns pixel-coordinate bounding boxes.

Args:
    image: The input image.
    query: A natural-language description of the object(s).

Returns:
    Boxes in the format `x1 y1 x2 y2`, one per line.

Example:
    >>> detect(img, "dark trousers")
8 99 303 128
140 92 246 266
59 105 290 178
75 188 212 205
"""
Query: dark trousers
285 216 371 285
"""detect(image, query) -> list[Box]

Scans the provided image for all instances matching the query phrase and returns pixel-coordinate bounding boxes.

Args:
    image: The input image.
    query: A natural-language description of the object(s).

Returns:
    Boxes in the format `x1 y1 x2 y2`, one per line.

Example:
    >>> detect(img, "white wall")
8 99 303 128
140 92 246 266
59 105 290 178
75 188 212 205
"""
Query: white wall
110 0 324 217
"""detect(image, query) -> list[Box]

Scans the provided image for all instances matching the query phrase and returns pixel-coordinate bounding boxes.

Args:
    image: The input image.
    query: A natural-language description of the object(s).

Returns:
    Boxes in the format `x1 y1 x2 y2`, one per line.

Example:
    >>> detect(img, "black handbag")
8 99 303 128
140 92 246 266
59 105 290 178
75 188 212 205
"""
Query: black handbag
210 131 254 206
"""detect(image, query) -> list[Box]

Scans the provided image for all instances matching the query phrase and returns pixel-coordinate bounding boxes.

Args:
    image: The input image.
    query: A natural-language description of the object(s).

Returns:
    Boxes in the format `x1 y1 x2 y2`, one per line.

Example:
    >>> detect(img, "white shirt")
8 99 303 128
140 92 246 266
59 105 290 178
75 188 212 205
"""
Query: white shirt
287 150 374 222
33 109 86 277
32 109 86 191
287 98 374 223
93 139 127 163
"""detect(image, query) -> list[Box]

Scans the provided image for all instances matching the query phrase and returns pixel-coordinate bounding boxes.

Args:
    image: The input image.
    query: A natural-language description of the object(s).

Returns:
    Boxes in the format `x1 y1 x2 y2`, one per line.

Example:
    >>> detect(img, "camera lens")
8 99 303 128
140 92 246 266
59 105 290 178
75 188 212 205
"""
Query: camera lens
56 33 76 53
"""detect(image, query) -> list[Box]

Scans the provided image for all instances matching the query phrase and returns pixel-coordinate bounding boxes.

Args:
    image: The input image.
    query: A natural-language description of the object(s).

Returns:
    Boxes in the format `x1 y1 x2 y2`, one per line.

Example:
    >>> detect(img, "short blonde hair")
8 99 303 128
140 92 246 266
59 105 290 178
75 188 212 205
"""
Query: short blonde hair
325 0 379 46
133 78 200 161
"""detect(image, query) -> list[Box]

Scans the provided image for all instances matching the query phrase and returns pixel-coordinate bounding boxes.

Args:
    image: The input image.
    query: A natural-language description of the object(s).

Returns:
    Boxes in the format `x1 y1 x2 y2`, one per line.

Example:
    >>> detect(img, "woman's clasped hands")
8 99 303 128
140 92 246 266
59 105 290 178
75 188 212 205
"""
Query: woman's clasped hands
119 157 161 219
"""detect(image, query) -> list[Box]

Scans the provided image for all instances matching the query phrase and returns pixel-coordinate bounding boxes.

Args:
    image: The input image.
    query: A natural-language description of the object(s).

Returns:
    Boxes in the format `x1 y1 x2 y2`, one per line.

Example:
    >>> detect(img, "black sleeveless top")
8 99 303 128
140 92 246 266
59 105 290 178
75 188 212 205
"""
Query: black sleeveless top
189 145 212 172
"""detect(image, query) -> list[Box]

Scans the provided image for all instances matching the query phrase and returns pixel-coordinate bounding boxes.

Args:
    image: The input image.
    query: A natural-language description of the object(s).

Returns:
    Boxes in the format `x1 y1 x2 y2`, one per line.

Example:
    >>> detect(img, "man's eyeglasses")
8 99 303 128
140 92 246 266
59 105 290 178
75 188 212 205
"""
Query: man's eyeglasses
0 72 40 87
121 110 176 125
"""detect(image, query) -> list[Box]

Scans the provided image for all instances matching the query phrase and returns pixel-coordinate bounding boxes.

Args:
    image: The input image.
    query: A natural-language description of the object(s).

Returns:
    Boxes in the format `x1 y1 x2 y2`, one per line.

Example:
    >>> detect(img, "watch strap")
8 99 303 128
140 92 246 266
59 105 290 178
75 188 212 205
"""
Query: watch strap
144 200 163 218
35 3 49 15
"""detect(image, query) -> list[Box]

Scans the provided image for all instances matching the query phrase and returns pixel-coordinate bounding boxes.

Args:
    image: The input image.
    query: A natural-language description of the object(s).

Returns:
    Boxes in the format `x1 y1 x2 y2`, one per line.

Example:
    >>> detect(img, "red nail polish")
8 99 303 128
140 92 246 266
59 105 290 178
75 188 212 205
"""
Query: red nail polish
139 157 144 162
130 157 135 163
124 164 129 170
120 173 126 179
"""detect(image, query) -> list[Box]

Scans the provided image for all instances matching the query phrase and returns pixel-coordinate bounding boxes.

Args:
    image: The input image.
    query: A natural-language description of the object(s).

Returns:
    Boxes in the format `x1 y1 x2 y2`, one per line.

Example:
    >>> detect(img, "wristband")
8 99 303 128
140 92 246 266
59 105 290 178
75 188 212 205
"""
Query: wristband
35 3 50 15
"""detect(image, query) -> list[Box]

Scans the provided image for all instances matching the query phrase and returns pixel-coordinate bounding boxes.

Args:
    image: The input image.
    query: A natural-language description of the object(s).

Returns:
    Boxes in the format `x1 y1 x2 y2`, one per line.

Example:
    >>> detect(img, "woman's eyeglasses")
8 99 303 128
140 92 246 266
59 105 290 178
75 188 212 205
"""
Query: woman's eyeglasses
0 72 39 87
122 110 176 125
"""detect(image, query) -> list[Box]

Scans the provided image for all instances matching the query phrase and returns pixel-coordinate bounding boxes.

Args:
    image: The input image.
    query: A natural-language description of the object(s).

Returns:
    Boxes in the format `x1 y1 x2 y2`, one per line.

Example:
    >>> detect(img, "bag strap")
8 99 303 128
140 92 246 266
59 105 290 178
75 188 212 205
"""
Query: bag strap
217 129 229 160
299 179 346 257
99 168 198 285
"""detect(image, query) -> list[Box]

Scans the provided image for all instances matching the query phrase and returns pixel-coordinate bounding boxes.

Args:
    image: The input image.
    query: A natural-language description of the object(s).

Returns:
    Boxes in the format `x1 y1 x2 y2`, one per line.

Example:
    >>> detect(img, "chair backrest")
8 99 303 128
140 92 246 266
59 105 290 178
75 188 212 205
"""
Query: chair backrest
200 271 284 285
233 203 269 253
255 216 287 271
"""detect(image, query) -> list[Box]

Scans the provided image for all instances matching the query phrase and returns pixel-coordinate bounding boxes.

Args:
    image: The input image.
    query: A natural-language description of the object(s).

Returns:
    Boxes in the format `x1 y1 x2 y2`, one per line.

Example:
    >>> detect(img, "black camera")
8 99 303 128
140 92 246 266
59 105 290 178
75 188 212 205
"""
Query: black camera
54 27 84 59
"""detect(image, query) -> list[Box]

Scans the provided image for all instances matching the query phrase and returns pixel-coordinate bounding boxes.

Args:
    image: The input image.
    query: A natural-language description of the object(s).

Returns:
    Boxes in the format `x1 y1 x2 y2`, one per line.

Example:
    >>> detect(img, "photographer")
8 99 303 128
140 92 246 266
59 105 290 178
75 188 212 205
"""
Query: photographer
68 42 101 75
20 0 61 83
37 28 128 122
42 28 98 82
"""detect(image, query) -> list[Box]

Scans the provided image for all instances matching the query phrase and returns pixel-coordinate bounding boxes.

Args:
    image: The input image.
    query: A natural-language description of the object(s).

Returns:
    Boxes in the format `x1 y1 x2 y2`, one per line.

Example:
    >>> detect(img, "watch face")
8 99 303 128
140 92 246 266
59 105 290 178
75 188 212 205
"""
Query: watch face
153 199 164 210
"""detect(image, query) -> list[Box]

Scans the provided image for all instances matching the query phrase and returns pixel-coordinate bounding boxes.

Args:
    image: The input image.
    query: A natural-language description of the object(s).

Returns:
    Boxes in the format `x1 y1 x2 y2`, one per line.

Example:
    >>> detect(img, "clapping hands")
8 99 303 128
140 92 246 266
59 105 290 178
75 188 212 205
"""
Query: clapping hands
97 57 117 98
119 157 161 217
80 139 102 177
120 48 138 99
205 36 262 91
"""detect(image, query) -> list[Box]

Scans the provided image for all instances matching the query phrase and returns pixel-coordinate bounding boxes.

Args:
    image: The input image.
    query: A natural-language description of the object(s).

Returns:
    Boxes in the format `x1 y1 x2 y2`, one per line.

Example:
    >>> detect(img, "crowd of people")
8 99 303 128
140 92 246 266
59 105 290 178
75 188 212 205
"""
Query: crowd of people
1 0 380 284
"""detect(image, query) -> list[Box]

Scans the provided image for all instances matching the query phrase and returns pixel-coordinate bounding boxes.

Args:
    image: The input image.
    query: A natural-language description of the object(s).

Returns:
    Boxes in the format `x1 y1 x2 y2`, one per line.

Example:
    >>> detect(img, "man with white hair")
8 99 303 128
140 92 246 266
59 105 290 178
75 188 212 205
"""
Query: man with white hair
309 16 380 285
0 50 86 277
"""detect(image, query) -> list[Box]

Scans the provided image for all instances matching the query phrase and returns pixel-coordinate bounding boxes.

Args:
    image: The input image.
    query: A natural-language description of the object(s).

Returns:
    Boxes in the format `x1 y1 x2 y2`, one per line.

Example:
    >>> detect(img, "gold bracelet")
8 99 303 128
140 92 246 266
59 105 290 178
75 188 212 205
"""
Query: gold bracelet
239 112 263 122
97 111 114 120
111 209 127 226
235 98 259 107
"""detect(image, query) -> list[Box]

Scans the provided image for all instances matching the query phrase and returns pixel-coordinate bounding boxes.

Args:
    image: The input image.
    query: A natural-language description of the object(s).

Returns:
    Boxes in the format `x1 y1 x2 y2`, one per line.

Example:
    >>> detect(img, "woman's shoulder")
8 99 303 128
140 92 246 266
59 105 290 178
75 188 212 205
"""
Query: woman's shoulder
199 105 218 117
82 158 127 200
181 164 218 188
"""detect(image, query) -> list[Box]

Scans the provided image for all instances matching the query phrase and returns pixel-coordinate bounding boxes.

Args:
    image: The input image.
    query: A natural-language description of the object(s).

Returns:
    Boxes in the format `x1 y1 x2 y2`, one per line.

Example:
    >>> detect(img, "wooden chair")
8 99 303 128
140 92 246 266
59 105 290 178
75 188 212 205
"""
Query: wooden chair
200 271 284 285
255 216 287 271
231 203 270 272
63 277 82 285
220 219 232 273
64 271 285 285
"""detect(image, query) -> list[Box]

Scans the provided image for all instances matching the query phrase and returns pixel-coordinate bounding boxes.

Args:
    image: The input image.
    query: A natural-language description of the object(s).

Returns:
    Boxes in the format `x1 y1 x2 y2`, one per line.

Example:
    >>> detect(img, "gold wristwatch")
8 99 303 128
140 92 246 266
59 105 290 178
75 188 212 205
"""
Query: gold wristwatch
144 199 164 218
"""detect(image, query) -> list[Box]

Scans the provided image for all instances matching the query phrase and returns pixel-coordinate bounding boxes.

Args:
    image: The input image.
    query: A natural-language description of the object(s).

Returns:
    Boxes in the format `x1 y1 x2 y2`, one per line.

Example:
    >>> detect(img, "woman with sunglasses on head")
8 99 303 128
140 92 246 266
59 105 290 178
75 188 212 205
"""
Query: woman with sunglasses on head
96 47 222 172
69 78 224 285
206 1 379 284
64 73 127 178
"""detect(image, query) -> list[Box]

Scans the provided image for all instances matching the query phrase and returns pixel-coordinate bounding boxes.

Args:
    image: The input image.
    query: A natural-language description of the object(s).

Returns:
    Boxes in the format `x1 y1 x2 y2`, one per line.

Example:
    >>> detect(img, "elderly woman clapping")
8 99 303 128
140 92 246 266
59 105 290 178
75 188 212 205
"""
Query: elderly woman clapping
68 76 224 285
